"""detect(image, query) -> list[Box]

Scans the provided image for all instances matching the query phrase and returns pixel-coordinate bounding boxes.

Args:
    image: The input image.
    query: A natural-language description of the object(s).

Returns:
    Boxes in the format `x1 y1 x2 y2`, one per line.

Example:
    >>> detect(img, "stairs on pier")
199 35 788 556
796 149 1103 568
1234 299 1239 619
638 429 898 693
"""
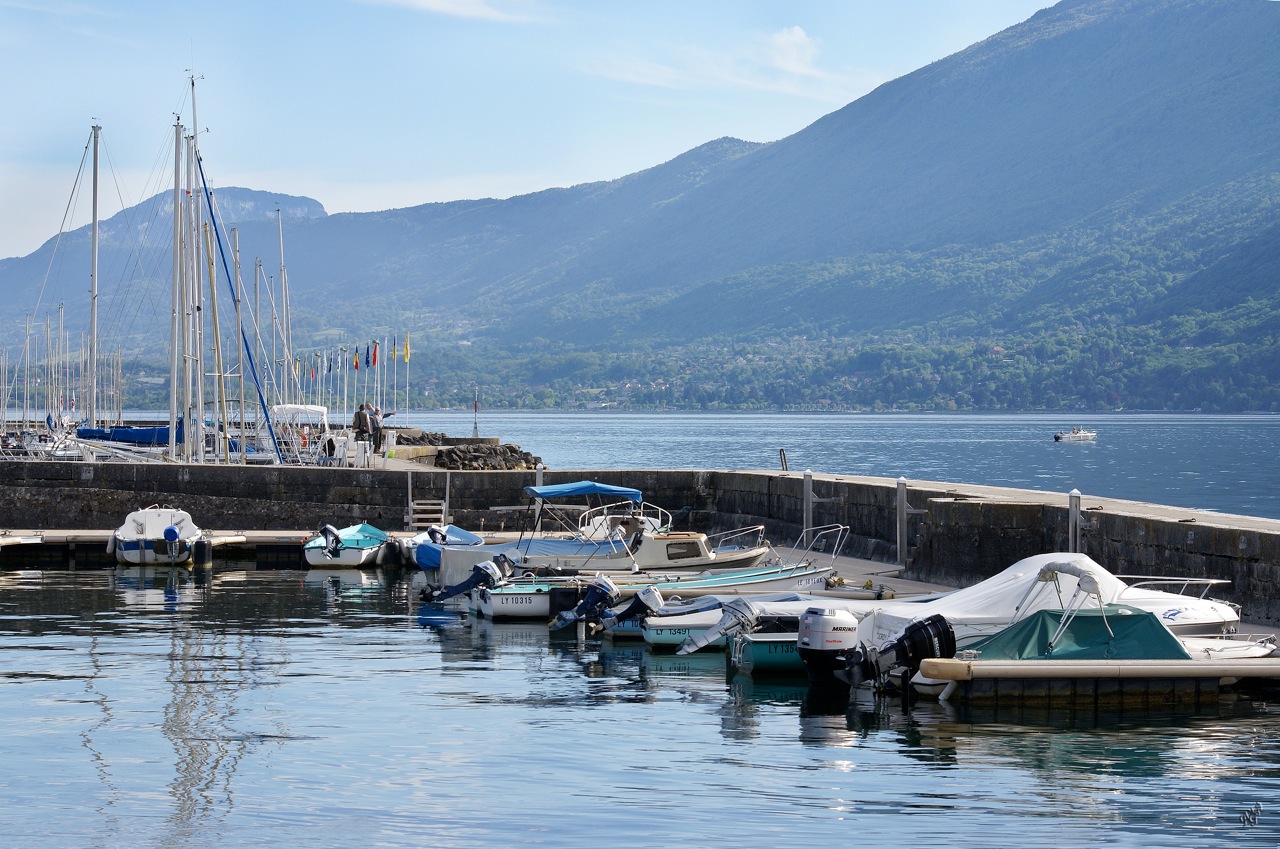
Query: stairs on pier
408 499 448 531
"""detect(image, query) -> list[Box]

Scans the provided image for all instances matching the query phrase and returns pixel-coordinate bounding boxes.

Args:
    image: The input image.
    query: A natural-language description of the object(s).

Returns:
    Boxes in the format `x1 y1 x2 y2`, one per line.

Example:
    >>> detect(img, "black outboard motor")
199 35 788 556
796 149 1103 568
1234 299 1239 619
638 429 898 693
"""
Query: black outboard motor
548 575 621 631
845 614 956 690
318 524 343 560
419 559 505 604
594 585 665 633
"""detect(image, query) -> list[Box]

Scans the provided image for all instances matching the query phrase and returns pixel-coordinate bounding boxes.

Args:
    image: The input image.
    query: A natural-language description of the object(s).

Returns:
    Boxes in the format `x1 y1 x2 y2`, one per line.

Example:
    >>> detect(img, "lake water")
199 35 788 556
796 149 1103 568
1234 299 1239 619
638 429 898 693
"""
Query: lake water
6 411 1280 846
4 568 1280 848
399 411 1280 520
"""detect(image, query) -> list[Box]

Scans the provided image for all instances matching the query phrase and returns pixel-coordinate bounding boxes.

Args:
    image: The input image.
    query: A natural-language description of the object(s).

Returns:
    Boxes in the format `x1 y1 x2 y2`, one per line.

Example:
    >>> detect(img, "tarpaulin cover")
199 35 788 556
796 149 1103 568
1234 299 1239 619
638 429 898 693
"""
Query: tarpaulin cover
964 605 1193 661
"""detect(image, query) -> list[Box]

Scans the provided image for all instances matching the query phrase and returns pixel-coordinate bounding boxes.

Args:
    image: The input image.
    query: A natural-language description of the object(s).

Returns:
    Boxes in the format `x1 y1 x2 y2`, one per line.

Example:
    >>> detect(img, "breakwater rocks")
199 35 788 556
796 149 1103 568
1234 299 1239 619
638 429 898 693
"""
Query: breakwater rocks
434 443 542 471
387 429 541 470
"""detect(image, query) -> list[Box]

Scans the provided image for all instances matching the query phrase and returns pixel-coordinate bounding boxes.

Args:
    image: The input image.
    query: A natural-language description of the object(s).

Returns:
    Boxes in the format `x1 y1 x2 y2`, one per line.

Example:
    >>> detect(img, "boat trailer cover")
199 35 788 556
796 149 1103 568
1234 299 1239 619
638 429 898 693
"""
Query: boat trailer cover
522 481 642 502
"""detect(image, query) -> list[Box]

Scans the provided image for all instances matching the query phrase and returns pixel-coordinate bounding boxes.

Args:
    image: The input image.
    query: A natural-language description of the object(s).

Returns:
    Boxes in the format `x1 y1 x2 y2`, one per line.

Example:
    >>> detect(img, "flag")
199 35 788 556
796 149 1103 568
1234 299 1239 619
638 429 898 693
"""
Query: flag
354 348 359 370
392 336 397 361
327 353 332 374
372 341 378 367
365 346 370 369
404 332 410 363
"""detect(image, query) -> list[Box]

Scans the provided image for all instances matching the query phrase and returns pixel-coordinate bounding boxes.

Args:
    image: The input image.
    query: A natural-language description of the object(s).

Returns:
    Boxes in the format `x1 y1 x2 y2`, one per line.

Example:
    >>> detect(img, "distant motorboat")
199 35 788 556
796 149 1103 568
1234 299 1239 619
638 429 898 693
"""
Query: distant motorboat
1054 427 1097 442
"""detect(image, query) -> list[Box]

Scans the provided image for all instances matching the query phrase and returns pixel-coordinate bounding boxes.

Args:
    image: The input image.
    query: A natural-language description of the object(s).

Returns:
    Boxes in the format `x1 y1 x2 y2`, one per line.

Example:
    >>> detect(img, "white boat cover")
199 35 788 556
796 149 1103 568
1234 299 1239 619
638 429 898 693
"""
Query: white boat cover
853 552 1238 649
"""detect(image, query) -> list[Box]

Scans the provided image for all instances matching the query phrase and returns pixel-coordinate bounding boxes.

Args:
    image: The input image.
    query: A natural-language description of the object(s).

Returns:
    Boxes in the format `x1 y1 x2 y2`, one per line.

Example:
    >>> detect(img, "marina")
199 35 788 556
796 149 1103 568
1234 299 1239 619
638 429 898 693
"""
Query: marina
4 414 1280 846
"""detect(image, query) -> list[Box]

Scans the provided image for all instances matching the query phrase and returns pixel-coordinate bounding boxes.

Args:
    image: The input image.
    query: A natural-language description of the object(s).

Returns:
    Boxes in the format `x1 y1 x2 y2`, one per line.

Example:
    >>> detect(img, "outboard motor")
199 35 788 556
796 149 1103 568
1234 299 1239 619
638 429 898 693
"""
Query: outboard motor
318 524 343 560
548 575 622 631
844 614 956 691
594 585 665 633
419 559 504 604
797 606 863 686
163 524 182 560
675 597 762 656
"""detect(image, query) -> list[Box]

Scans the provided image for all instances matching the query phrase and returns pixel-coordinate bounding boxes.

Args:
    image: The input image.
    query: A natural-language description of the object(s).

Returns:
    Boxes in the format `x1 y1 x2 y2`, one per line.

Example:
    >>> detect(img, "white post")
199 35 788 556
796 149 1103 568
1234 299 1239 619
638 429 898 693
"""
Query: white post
897 477 908 566
803 469 814 546
1069 488 1081 553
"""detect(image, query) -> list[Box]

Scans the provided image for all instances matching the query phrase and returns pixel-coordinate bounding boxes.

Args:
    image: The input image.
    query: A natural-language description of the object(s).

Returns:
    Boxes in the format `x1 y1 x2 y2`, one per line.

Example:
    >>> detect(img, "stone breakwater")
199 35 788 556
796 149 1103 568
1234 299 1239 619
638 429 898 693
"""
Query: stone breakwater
386 429 542 470
2 461 1278 624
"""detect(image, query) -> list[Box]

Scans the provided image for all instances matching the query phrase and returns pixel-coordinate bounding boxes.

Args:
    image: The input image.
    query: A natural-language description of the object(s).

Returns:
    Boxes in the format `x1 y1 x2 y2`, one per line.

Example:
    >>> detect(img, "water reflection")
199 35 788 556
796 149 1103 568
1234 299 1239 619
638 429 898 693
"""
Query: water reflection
5 568 1280 847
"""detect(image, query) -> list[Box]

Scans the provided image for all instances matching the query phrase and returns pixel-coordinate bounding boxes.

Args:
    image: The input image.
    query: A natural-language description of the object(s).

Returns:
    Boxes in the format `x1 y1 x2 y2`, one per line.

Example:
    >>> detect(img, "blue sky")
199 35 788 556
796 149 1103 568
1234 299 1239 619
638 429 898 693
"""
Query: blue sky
0 0 1054 259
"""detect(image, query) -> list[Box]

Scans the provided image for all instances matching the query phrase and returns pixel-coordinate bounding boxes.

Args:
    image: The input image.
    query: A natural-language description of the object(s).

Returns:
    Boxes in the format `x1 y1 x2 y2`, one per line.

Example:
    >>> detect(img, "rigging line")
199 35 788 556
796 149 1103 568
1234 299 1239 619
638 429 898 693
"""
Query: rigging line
28 130 95 323
194 152 282 464
98 139 171 345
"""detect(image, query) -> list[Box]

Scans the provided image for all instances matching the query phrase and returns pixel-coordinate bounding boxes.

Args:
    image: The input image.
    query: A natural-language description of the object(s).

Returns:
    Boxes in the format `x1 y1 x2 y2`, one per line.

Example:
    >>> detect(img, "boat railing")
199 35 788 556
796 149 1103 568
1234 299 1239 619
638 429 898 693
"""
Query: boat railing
707 524 767 553
767 523 850 567
578 500 672 541
1116 575 1236 601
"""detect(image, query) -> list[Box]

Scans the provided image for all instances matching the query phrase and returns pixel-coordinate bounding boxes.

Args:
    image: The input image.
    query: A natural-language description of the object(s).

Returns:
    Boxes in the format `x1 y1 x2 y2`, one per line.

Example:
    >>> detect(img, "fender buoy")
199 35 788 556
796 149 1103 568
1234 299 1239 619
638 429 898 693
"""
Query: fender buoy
193 539 213 568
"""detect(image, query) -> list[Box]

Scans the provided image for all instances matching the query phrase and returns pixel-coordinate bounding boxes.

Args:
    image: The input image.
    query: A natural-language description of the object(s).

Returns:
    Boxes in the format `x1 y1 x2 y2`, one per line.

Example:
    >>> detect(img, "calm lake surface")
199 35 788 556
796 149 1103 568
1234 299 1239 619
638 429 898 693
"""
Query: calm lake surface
4 568 1280 848
400 411 1280 519
6 411 1280 846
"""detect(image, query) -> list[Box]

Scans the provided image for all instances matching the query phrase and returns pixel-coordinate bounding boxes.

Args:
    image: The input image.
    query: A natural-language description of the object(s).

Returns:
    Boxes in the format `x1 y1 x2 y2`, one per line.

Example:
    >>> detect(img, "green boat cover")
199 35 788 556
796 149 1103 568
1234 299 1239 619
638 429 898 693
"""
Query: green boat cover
965 605 1193 661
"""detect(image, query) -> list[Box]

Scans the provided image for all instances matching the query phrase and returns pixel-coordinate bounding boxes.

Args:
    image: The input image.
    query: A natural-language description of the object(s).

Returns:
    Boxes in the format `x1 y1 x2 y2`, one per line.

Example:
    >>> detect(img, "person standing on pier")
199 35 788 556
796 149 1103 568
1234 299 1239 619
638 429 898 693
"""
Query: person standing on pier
371 407 384 451
352 403 371 441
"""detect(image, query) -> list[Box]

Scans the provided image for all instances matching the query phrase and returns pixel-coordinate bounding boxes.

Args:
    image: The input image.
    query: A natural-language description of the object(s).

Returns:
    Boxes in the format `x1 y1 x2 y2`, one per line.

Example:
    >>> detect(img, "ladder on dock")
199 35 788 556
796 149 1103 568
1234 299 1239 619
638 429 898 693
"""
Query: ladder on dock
408 499 448 531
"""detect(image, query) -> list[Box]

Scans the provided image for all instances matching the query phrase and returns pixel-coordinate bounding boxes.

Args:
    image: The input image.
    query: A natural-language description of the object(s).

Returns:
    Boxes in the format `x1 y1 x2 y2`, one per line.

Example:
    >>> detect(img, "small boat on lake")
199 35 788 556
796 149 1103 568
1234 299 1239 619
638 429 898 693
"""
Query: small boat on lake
797 552 1243 685
109 505 210 567
302 523 393 568
1054 427 1097 442
497 480 770 573
915 605 1280 705
473 559 839 621
402 524 489 570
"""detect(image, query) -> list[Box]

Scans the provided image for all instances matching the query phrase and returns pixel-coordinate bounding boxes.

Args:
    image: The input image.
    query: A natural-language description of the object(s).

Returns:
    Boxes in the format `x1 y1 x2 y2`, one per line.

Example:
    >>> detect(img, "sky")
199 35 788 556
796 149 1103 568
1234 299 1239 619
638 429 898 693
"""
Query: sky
0 0 1056 260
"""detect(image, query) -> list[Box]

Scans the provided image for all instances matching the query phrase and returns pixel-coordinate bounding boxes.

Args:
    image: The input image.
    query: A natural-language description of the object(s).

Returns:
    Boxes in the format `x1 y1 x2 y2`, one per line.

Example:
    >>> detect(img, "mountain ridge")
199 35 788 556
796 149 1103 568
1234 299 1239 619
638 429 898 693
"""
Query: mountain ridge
4 0 1279 412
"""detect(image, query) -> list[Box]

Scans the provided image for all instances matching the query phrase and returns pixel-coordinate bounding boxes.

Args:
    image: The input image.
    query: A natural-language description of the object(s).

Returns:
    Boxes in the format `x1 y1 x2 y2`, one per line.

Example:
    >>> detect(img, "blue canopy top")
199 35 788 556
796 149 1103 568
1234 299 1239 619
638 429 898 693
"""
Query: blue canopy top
522 480 642 502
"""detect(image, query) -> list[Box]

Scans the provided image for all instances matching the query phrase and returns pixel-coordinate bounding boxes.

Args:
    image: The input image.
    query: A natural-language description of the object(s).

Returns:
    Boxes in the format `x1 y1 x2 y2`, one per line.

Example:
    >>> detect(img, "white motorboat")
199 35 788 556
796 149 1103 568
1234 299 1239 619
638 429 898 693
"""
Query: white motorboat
1054 428 1097 442
109 505 210 567
472 559 839 621
914 606 1280 703
496 480 771 573
302 523 394 568
795 551 1243 688
402 524 489 570
558 524 862 635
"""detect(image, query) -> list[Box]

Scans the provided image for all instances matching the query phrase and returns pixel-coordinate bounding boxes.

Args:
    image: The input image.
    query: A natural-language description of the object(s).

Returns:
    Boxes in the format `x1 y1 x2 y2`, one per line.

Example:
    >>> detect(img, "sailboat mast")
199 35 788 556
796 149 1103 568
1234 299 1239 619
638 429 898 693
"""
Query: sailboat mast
169 119 183 458
88 124 100 430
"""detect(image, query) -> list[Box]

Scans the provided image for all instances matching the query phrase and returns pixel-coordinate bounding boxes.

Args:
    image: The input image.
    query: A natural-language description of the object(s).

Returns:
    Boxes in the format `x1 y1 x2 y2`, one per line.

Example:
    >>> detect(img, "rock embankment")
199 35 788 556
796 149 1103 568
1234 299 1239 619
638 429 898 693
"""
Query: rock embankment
390 429 447 446
434 443 542 470
385 428 541 470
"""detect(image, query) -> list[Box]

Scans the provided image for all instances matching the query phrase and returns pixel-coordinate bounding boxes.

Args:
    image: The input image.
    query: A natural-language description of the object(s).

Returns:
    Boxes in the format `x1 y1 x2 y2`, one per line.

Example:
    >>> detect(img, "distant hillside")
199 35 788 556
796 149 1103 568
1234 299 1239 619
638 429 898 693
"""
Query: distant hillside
4 0 1279 412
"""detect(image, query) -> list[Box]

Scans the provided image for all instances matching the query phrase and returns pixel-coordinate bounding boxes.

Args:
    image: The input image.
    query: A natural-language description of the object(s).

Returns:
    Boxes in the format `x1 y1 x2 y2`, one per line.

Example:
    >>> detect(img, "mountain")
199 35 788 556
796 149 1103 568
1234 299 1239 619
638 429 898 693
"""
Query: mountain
4 0 1280 412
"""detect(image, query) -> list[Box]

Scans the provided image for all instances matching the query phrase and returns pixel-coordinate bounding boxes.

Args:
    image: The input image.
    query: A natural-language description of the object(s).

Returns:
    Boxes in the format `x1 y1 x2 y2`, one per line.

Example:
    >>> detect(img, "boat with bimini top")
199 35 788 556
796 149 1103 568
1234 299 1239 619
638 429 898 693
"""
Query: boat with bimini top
497 480 770 573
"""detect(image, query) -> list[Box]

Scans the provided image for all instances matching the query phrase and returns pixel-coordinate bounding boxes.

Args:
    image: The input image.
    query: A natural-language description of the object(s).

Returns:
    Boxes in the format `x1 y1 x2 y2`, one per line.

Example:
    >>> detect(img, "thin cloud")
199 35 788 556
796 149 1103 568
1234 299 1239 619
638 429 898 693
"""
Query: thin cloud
360 0 536 22
586 26 883 104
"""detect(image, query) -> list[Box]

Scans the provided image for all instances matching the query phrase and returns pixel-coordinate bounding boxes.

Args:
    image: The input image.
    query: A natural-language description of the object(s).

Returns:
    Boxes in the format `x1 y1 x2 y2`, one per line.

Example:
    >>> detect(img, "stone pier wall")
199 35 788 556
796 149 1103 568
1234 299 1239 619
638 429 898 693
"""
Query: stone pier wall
2 461 1279 623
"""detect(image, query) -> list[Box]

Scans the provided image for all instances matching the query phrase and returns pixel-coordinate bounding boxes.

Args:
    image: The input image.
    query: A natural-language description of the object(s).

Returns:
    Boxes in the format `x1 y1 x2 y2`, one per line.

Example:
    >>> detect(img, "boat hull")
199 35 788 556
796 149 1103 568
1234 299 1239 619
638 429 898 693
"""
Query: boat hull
113 536 196 567
303 545 383 568
729 632 804 676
